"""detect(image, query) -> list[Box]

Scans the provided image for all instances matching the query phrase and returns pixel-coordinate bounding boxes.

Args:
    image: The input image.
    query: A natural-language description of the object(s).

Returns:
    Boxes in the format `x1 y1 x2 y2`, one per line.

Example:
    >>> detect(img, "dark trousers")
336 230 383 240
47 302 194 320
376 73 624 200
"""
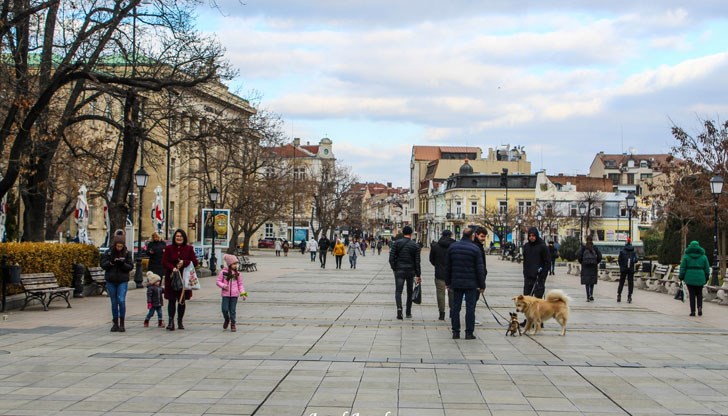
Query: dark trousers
394 270 415 313
168 293 186 323
319 251 327 267
451 288 478 335
221 296 239 323
523 274 545 298
585 283 594 298
618 271 634 296
687 284 704 313
550 260 556 275
335 255 343 269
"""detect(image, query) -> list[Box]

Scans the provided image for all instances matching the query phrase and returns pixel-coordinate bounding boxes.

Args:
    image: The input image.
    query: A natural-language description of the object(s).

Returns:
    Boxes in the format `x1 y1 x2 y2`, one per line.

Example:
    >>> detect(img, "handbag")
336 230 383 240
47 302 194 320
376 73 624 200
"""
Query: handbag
182 262 201 290
412 282 422 305
170 270 184 292
674 281 685 302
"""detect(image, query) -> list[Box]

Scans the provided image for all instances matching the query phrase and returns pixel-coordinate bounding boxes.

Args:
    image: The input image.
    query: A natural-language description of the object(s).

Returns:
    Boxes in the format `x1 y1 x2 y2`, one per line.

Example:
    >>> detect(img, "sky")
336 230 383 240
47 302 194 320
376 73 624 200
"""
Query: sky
196 1 728 187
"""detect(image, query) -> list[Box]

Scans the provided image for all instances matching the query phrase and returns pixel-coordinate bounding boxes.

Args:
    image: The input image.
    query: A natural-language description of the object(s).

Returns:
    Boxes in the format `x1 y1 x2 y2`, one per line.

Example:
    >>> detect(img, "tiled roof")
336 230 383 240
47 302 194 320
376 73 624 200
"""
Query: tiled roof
270 144 316 158
412 146 480 161
548 174 613 192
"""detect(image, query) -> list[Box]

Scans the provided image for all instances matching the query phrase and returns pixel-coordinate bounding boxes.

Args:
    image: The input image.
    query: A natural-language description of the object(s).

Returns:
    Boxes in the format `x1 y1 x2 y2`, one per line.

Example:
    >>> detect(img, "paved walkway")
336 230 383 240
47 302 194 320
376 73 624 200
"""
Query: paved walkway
1 248 728 416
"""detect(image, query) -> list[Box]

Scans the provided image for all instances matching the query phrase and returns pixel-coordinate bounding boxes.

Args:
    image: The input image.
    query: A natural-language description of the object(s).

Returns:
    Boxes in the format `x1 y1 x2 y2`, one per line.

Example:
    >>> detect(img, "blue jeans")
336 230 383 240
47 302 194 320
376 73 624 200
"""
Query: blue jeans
106 281 128 320
145 306 163 321
310 251 317 262
221 296 239 323
451 288 478 334
349 255 357 268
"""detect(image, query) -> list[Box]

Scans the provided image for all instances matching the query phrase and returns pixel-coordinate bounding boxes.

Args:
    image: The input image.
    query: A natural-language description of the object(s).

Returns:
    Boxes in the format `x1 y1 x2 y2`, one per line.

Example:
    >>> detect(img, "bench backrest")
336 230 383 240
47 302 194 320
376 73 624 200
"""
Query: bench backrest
88 267 105 281
654 264 671 279
20 273 60 290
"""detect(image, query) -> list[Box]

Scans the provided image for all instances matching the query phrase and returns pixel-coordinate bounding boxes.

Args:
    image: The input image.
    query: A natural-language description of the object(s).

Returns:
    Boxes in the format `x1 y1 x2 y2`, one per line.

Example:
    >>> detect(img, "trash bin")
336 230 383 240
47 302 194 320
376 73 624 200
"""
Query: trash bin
72 263 85 298
6 264 21 284
642 260 653 276
599 261 606 270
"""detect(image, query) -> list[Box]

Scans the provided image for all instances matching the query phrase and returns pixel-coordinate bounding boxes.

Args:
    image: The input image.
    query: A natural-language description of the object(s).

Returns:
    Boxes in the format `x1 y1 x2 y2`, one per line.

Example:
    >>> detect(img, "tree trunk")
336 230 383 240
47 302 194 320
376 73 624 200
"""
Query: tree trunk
21 152 53 241
109 90 142 234
241 230 252 255
227 228 241 254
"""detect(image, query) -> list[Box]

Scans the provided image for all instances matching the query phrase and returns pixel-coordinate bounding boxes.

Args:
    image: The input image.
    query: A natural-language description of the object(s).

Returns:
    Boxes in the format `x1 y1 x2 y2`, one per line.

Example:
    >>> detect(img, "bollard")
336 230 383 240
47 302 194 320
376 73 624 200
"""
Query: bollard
72 263 85 298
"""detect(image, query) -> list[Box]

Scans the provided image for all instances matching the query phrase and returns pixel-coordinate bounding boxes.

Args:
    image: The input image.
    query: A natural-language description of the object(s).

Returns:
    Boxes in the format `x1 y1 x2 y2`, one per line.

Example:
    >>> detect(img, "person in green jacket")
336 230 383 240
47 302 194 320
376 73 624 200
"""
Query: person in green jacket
678 240 711 317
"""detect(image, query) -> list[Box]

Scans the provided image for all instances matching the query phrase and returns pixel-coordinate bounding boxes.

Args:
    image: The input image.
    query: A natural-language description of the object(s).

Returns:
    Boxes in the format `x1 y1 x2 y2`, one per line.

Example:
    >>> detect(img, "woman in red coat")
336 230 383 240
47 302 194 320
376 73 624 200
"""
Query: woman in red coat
163 229 198 330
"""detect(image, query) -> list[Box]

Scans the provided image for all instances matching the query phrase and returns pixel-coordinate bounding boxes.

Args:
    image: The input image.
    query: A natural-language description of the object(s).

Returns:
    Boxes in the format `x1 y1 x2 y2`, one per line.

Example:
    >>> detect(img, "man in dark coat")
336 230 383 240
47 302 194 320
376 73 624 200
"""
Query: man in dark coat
389 225 421 320
145 232 166 277
429 229 455 320
317 235 330 269
445 228 486 340
617 239 638 303
520 227 550 327
547 241 558 275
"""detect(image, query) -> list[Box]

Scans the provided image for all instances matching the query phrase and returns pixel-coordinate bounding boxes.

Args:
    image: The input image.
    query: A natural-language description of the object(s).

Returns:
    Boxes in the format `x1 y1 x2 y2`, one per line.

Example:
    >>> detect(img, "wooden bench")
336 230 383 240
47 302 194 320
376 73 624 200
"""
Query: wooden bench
600 264 621 282
87 267 107 296
644 264 673 293
20 273 73 311
237 256 257 272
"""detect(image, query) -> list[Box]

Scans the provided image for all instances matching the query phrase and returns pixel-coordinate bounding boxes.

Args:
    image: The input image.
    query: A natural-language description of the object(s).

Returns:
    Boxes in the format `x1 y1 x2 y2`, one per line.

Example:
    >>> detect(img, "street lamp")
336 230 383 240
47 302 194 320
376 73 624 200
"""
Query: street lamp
133 166 149 288
578 202 587 243
625 192 636 242
710 175 724 286
536 211 543 233
516 216 523 247
209 186 220 273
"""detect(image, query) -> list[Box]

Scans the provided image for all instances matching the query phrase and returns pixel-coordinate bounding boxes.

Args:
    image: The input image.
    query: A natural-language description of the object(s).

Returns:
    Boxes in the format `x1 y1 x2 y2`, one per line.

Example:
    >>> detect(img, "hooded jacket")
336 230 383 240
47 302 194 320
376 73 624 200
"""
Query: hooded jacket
522 227 551 278
679 241 710 287
618 243 638 273
389 236 421 276
444 236 486 289
429 235 455 280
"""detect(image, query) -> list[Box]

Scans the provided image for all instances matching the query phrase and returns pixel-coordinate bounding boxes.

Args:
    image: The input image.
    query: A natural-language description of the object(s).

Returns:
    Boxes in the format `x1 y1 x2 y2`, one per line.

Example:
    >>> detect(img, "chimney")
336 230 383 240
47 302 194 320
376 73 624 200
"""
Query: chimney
387 182 392 188
307 141 310 145
293 137 301 146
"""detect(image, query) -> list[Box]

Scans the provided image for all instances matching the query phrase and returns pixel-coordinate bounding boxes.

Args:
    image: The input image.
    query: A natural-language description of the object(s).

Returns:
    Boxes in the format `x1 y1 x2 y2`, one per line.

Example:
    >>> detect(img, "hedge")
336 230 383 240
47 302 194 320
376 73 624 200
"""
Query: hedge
0 242 100 289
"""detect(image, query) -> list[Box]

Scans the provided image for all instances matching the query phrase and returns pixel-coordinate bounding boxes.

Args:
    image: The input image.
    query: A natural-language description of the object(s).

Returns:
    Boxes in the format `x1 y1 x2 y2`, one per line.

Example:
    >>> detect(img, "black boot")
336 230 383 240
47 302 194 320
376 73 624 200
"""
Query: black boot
438 311 445 320
110 318 119 332
166 321 175 331
627 295 632 303
617 294 621 303
118 318 126 332
397 309 403 320
177 318 185 330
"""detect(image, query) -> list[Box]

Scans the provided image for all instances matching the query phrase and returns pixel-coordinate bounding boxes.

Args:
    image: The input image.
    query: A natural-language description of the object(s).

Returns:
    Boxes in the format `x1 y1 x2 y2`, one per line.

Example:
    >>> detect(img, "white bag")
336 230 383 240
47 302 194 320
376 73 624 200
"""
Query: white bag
182 262 201 290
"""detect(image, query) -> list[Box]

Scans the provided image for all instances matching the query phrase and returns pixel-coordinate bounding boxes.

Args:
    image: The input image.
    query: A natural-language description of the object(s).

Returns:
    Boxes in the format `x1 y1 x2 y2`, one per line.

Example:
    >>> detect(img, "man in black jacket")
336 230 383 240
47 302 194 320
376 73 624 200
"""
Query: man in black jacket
389 225 421 320
429 229 455 320
522 227 551 298
318 235 330 269
445 228 486 340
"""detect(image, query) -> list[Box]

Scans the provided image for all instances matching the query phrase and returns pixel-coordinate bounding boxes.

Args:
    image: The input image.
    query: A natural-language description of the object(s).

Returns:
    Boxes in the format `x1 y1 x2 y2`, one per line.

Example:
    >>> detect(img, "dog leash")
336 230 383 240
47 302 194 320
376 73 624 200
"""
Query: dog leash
480 293 506 327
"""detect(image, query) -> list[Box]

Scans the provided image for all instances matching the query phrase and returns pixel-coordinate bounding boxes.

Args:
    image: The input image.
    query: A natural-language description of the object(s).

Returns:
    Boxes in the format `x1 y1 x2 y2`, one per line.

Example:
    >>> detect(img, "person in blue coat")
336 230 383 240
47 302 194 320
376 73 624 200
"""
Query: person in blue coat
444 228 485 340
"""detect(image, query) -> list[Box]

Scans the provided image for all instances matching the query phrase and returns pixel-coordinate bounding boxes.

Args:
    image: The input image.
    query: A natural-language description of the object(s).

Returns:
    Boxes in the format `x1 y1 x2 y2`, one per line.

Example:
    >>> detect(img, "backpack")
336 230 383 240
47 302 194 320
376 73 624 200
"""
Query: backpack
581 248 598 266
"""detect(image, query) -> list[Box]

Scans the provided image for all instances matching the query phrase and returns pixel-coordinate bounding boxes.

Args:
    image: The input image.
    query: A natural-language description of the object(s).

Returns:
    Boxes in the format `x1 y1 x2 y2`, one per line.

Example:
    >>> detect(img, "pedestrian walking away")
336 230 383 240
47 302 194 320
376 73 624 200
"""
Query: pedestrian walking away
389 225 421 319
445 228 486 340
429 229 455 320
282 240 289 256
101 229 133 333
548 241 558 275
333 239 346 269
471 227 489 326
144 271 164 328
678 240 710 317
217 254 247 332
521 227 551 327
360 240 367 256
617 238 638 303
318 235 330 268
163 229 198 331
274 239 282 257
577 235 602 302
377 239 383 255
307 237 318 262
348 238 362 269
145 232 166 277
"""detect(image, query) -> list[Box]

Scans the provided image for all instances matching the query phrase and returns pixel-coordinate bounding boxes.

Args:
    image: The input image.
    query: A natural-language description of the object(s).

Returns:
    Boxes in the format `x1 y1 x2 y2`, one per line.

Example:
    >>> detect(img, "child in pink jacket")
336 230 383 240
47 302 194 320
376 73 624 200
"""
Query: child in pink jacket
216 254 247 332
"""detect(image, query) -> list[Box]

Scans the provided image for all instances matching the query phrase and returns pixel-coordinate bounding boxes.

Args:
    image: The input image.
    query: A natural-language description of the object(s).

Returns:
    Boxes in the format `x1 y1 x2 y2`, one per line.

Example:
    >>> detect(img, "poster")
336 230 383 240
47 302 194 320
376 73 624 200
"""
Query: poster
293 227 308 245
201 208 230 248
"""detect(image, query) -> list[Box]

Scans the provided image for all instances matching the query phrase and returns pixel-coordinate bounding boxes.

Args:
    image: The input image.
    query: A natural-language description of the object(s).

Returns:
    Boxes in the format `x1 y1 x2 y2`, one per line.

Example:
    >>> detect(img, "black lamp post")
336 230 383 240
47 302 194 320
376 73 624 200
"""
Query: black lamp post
536 211 543 234
209 187 220 274
134 166 149 288
626 192 636 242
710 175 724 286
578 202 587 243
516 216 523 247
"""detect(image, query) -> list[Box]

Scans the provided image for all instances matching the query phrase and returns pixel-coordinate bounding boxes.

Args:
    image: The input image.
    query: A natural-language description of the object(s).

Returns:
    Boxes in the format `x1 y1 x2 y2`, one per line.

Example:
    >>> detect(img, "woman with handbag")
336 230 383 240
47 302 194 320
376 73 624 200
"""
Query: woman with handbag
678 240 710 316
163 229 198 330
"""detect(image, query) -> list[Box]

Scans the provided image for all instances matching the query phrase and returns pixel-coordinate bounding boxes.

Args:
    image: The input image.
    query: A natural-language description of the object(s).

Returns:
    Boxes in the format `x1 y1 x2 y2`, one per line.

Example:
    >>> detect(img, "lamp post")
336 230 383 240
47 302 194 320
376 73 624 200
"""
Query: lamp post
133 166 149 288
578 202 586 243
710 175 724 286
209 187 220 274
516 216 523 247
536 211 543 235
625 192 636 242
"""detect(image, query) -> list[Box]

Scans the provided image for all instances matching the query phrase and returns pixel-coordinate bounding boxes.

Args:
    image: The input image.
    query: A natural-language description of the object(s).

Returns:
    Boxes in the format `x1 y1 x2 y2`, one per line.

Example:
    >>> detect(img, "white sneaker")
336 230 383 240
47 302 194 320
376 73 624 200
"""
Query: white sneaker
475 320 482 326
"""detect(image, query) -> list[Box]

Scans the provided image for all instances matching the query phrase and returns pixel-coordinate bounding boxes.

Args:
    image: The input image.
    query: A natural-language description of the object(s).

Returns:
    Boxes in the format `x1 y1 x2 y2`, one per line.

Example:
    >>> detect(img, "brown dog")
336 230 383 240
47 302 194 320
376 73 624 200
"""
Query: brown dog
512 289 570 336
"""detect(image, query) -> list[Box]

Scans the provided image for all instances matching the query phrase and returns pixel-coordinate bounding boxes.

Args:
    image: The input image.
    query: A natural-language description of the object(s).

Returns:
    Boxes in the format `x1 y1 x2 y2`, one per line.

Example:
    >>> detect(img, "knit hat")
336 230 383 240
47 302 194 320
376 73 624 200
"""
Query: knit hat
112 229 126 246
146 271 161 285
223 254 238 267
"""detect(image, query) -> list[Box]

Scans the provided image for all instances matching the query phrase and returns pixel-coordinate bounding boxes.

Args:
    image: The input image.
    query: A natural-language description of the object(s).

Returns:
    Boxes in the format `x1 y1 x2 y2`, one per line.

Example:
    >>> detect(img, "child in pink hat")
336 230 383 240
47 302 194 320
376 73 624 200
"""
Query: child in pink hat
216 254 247 332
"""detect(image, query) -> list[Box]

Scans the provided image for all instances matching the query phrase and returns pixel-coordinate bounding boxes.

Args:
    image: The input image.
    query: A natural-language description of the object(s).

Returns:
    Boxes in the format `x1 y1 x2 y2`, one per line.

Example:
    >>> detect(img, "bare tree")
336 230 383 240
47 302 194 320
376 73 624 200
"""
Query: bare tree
311 163 359 240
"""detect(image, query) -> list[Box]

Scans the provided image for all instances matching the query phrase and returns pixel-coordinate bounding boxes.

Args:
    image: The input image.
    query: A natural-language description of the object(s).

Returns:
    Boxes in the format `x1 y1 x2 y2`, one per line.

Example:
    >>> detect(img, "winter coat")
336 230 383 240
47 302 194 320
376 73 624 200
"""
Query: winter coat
474 239 489 280
274 240 282 251
318 237 330 252
522 227 551 278
679 241 710 287
216 267 245 297
146 285 164 307
389 237 421 276
101 248 133 284
444 236 486 290
162 243 198 300
548 245 559 260
618 243 638 273
429 236 455 280
577 244 602 285
145 240 166 276
347 242 361 257
333 241 346 256
307 239 318 252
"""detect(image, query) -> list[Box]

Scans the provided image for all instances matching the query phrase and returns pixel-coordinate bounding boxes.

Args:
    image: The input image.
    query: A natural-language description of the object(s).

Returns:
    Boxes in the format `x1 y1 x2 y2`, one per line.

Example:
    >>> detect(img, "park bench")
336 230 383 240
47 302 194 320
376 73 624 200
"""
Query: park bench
237 256 257 272
20 273 73 311
635 262 655 289
704 270 728 303
600 263 621 282
644 264 673 293
87 266 107 296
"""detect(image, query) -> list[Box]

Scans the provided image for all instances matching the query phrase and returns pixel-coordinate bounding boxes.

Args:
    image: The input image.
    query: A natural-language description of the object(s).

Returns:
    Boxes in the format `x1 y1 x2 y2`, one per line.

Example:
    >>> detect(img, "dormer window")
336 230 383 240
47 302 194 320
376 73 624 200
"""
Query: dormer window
640 160 648 168
627 160 635 168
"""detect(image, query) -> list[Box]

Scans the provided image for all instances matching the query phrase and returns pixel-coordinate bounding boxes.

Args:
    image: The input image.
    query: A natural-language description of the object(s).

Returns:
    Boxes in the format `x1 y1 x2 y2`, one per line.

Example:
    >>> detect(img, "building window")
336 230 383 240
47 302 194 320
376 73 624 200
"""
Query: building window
499 201 507 214
546 203 554 216
627 173 635 185
608 173 620 185
455 201 462 215
640 160 648 168
594 206 602 217
264 223 274 238
518 201 532 215
294 167 306 180
570 203 577 217
640 173 652 180
470 201 477 215
88 205 95 224
169 202 175 229
170 158 176 183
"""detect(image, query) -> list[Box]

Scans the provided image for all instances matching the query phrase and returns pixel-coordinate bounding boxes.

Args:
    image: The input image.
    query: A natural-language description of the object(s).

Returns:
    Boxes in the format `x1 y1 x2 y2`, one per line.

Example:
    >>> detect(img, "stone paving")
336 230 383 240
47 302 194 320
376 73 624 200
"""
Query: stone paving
1 248 728 415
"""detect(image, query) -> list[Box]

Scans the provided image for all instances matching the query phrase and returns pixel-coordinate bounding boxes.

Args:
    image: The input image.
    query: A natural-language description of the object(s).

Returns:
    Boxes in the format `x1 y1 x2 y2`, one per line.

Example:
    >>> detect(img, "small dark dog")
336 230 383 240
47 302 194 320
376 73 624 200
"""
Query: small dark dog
506 312 522 337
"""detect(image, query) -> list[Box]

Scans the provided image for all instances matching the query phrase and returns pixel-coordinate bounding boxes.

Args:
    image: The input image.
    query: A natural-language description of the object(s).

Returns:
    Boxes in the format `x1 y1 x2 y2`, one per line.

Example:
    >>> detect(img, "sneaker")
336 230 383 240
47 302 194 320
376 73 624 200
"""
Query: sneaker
465 333 476 340
452 332 460 339
689 312 695 317
474 320 481 326
627 296 632 303
397 310 403 320
405 314 412 319
589 296 594 302
698 309 702 316
223 319 229 330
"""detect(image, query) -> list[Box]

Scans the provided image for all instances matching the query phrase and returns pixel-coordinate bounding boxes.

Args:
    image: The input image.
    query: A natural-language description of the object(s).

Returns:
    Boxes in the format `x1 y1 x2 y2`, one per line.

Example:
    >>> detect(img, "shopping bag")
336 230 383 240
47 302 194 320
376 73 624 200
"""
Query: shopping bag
674 281 685 302
412 283 422 304
182 262 201 290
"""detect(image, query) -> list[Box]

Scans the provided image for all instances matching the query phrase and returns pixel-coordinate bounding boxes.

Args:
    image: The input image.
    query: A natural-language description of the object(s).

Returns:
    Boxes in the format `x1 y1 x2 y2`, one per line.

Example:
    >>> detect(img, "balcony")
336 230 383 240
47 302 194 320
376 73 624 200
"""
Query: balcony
445 213 466 221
